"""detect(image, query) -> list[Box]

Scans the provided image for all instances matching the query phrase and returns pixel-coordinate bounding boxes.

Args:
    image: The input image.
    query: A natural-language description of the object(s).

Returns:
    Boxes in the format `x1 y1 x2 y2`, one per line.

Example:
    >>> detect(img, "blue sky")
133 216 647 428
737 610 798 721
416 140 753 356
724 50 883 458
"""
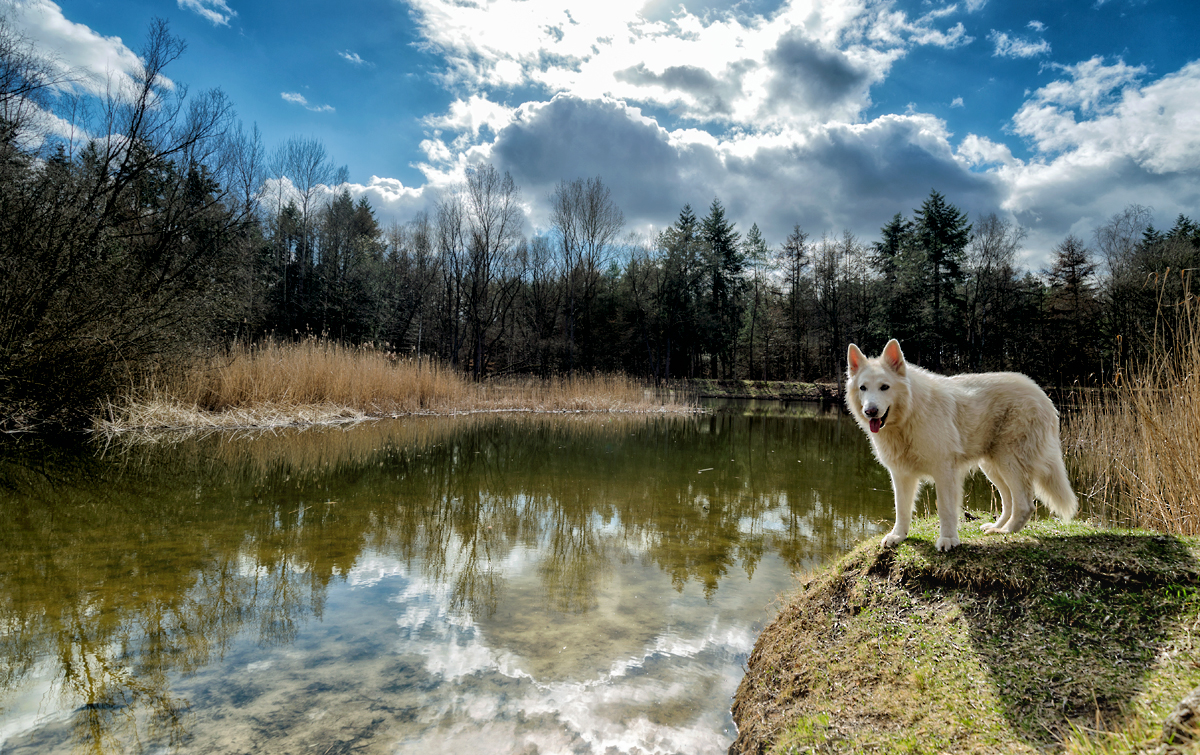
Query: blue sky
10 0 1200 267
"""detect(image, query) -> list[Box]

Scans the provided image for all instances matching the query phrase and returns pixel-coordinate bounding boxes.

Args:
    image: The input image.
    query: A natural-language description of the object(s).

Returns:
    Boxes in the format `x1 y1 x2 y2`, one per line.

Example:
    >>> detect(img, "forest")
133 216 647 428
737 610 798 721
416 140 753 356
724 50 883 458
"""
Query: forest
2 18 1200 428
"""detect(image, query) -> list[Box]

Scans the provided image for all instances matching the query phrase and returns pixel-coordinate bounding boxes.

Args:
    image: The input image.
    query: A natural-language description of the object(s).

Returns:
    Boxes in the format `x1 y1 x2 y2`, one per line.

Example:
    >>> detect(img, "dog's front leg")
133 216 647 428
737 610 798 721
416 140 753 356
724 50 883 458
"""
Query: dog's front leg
933 470 963 551
882 471 918 548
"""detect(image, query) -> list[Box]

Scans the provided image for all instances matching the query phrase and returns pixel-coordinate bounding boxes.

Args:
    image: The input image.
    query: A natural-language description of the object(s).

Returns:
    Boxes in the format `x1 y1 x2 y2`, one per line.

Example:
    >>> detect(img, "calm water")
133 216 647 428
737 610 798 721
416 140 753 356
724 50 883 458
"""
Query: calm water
0 402 991 754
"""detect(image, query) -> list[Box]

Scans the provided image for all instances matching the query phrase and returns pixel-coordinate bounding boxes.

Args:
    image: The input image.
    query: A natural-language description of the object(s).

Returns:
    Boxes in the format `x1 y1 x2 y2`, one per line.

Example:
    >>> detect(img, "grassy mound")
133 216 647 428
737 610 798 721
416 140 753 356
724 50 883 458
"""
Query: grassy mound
731 515 1200 754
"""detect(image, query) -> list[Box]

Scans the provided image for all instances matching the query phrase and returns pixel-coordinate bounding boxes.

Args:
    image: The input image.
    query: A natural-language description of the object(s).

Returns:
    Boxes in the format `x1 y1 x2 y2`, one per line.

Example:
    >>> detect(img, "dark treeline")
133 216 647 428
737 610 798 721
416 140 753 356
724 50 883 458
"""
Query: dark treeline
244 179 1200 390
3 18 1200 427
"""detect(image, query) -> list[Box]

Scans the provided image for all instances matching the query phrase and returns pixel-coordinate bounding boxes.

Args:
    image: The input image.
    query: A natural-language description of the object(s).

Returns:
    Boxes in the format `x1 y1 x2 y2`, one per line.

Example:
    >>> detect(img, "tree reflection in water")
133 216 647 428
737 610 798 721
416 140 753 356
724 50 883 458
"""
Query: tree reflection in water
0 405 917 752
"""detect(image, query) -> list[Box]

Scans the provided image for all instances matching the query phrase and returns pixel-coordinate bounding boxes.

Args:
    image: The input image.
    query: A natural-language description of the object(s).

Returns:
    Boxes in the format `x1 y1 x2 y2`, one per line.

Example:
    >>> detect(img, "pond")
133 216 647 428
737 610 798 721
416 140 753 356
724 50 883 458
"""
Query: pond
0 401 996 754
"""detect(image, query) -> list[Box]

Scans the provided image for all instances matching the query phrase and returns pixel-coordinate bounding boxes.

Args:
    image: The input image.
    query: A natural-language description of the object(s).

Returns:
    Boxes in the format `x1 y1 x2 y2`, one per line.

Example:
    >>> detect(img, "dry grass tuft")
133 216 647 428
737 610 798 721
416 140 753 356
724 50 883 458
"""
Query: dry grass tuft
99 338 694 433
1064 274 1200 536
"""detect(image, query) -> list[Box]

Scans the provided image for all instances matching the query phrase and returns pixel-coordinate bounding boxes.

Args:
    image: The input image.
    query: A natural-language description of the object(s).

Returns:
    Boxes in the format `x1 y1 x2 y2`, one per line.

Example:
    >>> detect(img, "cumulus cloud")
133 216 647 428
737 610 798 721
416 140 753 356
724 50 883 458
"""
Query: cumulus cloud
9 0 147 95
281 91 335 113
1011 58 1198 170
177 0 236 26
473 93 1003 240
615 61 749 117
764 29 876 120
424 94 516 141
1028 56 1145 114
487 95 689 224
972 58 1200 257
404 0 985 128
956 134 1015 167
345 176 437 221
988 29 1050 59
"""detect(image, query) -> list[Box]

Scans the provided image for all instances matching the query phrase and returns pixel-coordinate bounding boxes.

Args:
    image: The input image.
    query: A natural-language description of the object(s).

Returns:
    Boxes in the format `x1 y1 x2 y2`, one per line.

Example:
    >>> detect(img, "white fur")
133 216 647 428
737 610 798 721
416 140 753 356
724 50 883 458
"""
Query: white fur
846 339 1078 552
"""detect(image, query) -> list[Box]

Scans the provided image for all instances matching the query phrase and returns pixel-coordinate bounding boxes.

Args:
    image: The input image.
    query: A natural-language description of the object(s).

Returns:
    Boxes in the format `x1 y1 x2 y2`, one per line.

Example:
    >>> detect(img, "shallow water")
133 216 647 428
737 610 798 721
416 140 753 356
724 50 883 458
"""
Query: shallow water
0 402 994 753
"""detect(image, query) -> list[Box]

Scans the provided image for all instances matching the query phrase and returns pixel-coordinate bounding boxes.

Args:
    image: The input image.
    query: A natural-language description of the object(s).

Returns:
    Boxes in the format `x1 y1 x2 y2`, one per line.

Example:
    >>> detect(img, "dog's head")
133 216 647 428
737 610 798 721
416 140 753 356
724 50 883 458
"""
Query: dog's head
846 339 908 434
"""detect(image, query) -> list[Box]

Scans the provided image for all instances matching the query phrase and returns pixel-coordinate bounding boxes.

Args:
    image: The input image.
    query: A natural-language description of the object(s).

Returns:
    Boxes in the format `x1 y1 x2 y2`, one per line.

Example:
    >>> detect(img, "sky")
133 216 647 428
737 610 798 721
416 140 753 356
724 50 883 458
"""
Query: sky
8 0 1200 268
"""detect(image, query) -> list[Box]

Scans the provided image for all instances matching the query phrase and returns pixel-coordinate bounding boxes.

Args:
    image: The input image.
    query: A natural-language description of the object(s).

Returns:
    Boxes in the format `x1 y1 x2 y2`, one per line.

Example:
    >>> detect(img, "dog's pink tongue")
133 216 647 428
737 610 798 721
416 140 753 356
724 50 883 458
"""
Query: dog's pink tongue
869 417 883 433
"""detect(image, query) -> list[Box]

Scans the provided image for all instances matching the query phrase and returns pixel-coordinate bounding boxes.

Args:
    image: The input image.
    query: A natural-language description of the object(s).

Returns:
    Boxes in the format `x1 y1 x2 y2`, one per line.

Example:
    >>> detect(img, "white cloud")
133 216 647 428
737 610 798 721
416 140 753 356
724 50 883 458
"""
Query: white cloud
964 0 988 11
951 96 964 108
281 91 335 113
988 29 1050 59
963 58 1200 258
338 50 370 67
1027 20 1047 32
1029 56 1144 114
956 134 1016 167
343 176 436 221
906 20 973 49
425 94 516 141
9 0 146 95
177 0 236 26
1011 58 1197 170
405 0 986 128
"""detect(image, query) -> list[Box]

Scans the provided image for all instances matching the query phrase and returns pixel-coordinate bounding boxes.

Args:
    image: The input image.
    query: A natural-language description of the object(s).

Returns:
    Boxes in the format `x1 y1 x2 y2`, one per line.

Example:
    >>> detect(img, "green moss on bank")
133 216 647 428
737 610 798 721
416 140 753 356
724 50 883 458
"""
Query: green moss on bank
731 515 1200 754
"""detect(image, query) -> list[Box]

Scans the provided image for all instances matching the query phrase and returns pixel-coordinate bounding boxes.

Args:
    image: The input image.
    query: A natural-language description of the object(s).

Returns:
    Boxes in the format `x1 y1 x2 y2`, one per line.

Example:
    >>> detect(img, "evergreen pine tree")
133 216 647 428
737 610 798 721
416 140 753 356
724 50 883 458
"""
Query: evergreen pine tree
913 190 971 369
701 198 743 378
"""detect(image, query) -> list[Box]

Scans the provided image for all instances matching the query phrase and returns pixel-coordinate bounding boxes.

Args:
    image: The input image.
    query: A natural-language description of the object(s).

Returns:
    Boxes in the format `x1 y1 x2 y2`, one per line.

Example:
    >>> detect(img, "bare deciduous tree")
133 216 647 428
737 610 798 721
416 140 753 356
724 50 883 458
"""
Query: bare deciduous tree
1095 204 1152 281
273 135 335 260
462 163 524 377
0 18 247 426
550 176 624 372
965 213 1024 369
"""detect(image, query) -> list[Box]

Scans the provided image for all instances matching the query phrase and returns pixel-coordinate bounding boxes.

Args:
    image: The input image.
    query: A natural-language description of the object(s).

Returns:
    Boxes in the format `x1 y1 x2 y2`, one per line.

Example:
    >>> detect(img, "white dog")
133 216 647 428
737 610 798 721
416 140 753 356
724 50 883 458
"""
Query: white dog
846 339 1078 551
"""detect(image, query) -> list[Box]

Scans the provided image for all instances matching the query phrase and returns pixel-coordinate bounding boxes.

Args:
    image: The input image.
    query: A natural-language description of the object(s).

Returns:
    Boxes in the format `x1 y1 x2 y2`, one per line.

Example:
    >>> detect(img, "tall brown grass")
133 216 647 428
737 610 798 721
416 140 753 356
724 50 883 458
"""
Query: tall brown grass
99 338 695 433
1064 275 1200 535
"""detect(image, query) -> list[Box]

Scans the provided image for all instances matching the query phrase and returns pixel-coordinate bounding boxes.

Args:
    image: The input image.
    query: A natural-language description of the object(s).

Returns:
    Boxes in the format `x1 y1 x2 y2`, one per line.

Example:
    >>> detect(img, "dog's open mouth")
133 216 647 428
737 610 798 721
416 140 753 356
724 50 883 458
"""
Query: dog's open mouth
869 407 889 434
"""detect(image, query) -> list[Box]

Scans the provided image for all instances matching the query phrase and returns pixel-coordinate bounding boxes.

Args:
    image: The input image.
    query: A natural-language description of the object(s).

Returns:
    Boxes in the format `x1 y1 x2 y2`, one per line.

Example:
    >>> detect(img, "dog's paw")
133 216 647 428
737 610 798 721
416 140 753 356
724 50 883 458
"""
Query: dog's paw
881 531 907 548
934 535 960 551
980 522 1002 534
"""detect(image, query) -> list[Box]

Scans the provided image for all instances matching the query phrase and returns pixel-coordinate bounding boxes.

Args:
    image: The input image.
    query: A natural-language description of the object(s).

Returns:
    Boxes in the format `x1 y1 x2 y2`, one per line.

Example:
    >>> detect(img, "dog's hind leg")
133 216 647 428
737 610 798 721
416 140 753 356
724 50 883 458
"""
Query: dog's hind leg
979 460 1013 534
933 467 963 551
881 471 919 548
993 458 1035 533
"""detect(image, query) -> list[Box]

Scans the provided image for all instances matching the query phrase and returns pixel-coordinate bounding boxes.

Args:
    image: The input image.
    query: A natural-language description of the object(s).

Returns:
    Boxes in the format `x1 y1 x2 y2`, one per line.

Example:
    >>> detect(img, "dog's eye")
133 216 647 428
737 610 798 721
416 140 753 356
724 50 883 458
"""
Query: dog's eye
881 384 889 391
859 385 866 392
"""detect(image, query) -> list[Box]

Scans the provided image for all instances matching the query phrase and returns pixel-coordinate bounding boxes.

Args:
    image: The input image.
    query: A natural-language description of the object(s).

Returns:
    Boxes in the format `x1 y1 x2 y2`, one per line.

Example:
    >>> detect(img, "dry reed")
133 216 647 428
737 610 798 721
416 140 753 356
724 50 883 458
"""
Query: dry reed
98 338 695 434
1064 273 1200 535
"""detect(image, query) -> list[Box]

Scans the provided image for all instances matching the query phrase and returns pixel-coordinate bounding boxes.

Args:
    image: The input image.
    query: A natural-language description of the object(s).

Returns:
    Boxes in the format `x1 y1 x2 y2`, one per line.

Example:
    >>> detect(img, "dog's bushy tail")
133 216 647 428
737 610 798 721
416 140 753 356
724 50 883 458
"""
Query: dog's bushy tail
1035 459 1079 522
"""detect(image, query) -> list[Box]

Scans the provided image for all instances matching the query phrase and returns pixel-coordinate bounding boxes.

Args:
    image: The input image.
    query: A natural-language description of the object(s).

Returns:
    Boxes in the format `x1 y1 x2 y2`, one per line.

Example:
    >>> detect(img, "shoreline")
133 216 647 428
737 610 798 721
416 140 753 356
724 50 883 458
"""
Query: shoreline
730 514 1200 754
92 400 706 437
685 379 842 402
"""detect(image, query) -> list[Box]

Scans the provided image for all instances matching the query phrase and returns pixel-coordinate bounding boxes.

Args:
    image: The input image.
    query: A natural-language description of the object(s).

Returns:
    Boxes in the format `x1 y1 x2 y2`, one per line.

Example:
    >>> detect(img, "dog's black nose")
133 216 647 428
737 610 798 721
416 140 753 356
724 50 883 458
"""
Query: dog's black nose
864 406 879 417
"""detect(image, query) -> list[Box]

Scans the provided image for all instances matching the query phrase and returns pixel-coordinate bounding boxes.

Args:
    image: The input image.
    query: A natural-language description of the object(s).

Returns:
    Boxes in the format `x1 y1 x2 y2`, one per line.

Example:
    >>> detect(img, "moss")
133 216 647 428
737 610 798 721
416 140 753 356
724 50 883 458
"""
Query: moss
731 513 1200 754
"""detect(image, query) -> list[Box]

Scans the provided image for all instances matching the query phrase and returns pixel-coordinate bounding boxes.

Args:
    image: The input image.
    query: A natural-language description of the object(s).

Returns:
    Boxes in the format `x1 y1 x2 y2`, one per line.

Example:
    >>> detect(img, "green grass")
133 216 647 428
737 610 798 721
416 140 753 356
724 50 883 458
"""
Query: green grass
731 513 1200 754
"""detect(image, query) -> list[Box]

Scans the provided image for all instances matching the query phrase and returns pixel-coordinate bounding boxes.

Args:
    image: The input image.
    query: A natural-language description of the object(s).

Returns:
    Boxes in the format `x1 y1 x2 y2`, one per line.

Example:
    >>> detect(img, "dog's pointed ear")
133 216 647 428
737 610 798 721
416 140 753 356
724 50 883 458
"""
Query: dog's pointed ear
847 343 866 375
881 339 906 375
